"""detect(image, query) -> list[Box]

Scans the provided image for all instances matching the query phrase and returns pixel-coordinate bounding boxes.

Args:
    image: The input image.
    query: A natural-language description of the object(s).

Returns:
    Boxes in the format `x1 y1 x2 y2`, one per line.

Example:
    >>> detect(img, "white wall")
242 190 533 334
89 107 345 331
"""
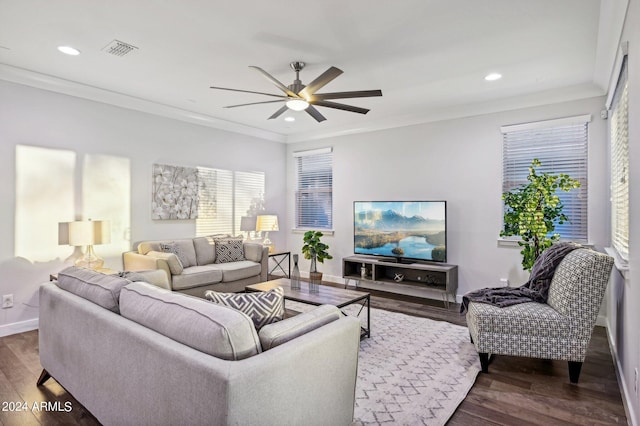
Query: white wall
605 0 640 423
286 96 609 297
0 80 286 336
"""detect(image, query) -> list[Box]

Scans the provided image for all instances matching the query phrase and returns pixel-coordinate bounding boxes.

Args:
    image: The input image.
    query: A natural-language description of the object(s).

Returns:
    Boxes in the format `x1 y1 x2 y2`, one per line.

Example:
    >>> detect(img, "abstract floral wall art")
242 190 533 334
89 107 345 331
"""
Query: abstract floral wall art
152 164 200 219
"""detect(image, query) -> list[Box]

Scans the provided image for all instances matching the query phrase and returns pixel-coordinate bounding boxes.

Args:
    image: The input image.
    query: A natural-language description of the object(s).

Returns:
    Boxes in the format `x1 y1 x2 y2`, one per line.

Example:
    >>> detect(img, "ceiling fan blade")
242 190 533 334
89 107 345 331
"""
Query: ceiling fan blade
224 100 285 108
268 105 289 120
311 100 370 114
210 86 287 99
305 105 327 122
249 66 298 97
298 66 343 99
311 90 383 101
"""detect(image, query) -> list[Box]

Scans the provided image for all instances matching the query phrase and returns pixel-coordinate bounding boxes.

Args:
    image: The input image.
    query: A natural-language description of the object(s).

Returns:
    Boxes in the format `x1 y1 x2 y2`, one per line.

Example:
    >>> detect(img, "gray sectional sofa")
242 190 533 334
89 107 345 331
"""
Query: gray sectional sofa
38 267 361 426
122 236 269 297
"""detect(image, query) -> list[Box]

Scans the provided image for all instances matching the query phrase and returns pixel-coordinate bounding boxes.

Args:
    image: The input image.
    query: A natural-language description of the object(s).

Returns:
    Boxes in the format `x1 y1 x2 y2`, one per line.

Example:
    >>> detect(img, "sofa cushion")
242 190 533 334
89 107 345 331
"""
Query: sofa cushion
147 250 184 275
259 305 341 350
56 266 130 313
172 265 223 290
120 282 261 360
193 236 216 265
160 241 197 268
214 237 245 263
205 287 284 330
119 269 170 290
215 260 262 282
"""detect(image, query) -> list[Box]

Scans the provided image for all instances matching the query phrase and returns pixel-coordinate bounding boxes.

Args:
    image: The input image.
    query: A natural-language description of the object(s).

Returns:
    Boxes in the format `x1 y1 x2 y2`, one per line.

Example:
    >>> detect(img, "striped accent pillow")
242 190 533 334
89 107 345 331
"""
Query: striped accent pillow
205 287 284 330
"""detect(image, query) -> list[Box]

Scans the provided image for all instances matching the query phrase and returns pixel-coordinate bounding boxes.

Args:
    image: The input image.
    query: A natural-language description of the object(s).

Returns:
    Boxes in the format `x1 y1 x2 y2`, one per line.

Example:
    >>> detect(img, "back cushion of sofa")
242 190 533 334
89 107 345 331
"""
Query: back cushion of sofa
193 236 216 265
138 240 197 267
56 266 130 313
119 282 261 360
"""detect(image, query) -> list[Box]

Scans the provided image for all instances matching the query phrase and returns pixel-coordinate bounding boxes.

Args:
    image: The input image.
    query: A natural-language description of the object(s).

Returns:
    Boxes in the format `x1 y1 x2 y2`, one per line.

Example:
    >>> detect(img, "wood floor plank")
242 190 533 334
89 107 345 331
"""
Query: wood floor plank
0 281 627 425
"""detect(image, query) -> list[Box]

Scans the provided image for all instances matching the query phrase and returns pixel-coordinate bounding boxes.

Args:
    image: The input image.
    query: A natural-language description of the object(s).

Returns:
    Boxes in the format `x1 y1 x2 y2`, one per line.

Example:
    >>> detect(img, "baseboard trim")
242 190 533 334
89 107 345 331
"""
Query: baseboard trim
0 318 39 338
606 323 637 426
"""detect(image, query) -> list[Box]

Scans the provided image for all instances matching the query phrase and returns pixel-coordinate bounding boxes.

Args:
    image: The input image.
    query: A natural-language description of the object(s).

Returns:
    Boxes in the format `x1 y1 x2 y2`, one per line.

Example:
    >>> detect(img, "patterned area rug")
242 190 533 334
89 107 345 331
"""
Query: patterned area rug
288 302 481 426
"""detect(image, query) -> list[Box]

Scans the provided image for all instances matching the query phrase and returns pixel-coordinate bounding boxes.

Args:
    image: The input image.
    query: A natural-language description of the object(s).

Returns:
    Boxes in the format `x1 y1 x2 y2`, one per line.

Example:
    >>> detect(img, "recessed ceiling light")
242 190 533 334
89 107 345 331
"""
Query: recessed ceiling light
284 116 295 122
57 45 80 56
484 73 502 81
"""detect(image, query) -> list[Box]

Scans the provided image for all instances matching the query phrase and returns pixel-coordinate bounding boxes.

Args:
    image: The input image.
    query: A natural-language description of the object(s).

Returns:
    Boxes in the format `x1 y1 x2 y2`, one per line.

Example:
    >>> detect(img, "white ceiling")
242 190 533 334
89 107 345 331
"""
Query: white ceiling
0 0 623 143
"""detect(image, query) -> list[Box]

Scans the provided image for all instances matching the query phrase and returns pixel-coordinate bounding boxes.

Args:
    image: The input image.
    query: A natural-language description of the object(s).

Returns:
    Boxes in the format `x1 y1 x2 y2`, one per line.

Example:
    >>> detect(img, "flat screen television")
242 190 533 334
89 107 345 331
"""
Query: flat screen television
353 201 447 263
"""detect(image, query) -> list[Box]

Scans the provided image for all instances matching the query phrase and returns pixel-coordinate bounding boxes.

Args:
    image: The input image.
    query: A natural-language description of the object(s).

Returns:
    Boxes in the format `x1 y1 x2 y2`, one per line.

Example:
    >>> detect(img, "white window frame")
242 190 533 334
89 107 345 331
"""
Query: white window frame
293 147 333 231
196 168 265 237
608 53 629 263
500 115 590 244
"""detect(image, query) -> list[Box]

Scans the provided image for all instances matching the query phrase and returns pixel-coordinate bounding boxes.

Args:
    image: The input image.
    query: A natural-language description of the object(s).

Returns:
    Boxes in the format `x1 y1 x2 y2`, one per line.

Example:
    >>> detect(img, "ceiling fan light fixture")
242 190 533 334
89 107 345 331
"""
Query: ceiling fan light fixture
286 99 309 111
484 72 502 81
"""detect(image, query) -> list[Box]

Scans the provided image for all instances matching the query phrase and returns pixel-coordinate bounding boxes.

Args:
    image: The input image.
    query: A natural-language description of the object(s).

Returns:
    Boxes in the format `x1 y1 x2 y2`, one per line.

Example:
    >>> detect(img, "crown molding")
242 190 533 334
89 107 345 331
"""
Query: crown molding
0 63 286 143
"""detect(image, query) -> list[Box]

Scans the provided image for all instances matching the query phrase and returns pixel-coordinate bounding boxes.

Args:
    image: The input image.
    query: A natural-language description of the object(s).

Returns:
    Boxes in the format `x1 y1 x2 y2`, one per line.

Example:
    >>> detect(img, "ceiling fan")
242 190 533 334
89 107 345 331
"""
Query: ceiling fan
210 61 382 122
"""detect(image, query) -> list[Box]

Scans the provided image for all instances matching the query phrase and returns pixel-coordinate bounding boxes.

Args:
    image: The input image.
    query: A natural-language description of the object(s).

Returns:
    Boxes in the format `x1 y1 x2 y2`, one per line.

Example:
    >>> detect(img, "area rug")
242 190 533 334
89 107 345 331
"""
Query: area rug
288 302 481 426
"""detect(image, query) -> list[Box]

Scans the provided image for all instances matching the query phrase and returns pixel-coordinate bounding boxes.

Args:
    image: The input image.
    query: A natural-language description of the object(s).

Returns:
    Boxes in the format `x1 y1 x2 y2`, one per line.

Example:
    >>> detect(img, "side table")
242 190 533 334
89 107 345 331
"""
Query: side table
268 251 290 279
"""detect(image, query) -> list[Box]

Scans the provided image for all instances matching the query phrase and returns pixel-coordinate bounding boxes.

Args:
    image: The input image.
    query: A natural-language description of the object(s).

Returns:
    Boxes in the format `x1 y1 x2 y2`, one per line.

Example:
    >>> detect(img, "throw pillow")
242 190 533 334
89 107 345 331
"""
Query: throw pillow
205 287 284 330
160 242 190 268
214 237 245 263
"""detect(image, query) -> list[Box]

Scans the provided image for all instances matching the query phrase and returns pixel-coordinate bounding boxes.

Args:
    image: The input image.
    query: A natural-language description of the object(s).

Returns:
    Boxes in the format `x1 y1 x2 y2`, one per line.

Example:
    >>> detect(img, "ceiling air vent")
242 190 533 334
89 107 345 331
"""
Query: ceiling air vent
102 40 138 57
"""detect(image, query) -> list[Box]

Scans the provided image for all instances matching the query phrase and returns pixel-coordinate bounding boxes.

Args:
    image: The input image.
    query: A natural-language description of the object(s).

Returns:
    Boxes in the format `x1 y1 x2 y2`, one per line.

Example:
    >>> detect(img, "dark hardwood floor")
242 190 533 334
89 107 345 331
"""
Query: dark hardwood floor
0 282 628 425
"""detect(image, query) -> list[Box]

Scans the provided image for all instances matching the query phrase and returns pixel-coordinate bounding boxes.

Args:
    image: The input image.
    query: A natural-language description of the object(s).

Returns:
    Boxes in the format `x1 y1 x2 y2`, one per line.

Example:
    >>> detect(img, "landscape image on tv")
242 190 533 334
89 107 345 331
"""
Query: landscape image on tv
354 201 446 262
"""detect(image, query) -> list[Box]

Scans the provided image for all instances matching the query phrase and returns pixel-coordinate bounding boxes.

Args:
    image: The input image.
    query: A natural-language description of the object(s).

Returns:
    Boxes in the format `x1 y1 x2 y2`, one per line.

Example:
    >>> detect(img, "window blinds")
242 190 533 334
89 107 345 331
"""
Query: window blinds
196 168 265 236
610 57 629 260
501 116 589 242
294 148 333 229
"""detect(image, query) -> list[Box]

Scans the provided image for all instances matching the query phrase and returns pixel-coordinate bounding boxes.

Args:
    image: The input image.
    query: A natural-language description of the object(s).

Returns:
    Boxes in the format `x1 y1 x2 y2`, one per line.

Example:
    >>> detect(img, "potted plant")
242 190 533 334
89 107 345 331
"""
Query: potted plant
501 158 581 271
301 230 333 290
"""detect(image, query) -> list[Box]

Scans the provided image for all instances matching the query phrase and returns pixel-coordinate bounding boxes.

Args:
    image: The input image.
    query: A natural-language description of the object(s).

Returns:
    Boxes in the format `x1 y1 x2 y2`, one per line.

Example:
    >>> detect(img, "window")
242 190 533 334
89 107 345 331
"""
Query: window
501 115 590 243
196 168 265 236
610 56 629 260
294 147 333 230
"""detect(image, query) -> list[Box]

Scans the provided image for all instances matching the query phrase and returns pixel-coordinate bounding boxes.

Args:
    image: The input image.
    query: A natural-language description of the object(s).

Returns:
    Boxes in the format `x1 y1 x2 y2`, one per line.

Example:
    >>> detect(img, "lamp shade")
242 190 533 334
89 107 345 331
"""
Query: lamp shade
240 216 257 232
64 220 111 246
256 215 279 232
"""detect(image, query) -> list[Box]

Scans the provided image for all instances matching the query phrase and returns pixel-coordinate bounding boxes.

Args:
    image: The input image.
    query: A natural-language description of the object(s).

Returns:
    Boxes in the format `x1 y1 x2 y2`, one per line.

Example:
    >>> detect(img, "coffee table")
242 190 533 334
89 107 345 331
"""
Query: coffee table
246 278 371 338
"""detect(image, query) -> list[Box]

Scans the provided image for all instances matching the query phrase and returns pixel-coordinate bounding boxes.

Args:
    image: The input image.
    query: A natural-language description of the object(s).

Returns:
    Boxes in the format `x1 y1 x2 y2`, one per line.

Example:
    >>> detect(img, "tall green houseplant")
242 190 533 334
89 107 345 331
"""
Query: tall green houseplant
301 230 333 273
501 159 581 271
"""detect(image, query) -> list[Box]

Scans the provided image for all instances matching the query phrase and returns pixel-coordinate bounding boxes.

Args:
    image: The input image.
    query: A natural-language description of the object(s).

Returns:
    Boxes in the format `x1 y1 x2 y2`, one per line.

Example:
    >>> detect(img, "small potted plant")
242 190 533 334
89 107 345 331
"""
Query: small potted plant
301 230 333 291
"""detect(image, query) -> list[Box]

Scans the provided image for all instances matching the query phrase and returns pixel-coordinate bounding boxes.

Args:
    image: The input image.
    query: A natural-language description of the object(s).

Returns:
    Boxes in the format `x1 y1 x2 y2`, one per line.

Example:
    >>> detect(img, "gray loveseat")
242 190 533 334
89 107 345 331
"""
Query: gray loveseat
123 236 268 296
38 267 361 426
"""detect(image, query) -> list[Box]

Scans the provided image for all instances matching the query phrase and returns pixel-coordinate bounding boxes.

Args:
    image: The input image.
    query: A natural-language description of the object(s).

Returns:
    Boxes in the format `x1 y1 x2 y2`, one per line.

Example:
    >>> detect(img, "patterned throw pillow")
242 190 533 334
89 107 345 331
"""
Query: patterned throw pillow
205 287 284 330
214 237 245 263
160 242 189 268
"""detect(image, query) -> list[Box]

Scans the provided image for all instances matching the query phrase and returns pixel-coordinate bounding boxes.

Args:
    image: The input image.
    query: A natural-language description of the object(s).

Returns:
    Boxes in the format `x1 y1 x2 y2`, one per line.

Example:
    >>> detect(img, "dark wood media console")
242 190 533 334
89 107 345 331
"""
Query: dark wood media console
342 255 458 306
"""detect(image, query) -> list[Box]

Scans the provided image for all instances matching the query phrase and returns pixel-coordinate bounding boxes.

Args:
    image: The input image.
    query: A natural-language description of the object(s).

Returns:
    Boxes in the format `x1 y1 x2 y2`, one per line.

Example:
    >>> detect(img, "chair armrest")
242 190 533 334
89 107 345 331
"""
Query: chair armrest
123 251 174 288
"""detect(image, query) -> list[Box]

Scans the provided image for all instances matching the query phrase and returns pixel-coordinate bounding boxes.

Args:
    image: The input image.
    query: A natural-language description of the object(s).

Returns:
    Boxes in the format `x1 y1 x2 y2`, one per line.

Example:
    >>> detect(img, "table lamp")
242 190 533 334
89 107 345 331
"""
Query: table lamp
240 216 257 241
60 220 111 270
256 215 278 252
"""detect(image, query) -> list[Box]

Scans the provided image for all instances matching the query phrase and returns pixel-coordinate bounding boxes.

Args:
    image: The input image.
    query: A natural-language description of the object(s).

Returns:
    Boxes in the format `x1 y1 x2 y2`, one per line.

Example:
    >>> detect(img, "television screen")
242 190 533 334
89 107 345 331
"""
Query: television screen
353 201 447 262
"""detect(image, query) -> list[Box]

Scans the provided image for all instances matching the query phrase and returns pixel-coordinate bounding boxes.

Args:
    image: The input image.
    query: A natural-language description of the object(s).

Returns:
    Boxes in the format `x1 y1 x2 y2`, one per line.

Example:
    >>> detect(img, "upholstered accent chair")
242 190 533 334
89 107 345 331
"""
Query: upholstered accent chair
466 248 614 383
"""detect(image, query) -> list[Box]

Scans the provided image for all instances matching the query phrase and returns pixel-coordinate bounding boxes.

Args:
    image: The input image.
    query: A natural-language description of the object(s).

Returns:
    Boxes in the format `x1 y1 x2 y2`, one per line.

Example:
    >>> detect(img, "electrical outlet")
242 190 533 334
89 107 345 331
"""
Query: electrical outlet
500 278 510 287
2 294 13 309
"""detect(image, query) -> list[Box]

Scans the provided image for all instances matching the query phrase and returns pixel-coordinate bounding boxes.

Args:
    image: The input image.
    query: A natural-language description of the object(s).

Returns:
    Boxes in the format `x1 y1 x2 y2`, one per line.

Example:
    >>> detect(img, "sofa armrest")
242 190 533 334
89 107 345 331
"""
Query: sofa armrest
243 242 269 282
123 251 174 288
